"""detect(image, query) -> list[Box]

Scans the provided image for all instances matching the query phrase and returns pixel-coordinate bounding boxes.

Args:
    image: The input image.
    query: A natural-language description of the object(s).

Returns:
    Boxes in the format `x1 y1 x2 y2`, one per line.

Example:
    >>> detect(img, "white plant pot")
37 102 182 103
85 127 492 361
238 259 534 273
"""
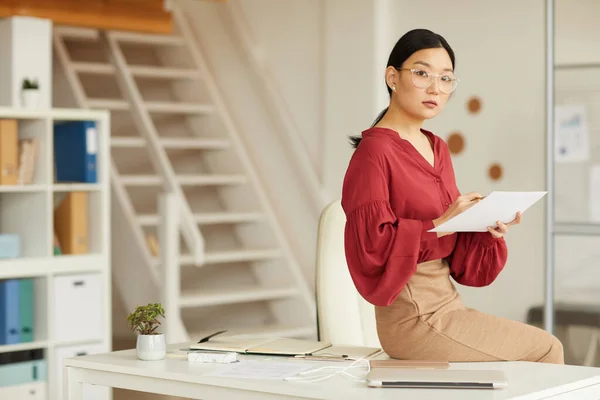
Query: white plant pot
21 89 40 109
136 334 166 361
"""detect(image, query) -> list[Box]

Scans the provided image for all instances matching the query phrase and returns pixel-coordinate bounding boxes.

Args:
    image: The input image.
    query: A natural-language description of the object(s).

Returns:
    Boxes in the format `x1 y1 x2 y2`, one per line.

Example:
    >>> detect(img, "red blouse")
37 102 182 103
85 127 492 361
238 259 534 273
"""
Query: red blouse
341 127 508 307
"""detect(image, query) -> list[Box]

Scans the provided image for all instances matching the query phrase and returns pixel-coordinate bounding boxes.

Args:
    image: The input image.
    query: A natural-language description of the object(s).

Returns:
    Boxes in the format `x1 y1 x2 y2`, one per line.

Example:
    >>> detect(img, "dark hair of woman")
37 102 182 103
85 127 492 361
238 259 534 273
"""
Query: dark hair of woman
348 29 455 149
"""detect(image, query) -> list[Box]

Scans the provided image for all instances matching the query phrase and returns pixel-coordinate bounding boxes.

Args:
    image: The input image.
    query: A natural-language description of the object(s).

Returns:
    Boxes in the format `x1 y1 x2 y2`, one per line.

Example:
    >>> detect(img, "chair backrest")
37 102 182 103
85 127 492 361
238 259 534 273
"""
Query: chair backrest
315 200 381 347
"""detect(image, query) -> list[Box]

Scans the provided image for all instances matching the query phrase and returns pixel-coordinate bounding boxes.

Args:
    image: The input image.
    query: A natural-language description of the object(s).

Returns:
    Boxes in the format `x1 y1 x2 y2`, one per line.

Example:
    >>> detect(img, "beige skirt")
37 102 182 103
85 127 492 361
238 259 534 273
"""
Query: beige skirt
374 259 564 364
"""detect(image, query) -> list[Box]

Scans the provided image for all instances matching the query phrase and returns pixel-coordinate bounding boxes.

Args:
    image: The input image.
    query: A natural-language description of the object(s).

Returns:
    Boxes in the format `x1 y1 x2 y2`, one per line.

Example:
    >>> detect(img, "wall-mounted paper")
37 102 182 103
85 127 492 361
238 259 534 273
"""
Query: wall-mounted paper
590 165 600 222
429 191 547 232
555 104 590 163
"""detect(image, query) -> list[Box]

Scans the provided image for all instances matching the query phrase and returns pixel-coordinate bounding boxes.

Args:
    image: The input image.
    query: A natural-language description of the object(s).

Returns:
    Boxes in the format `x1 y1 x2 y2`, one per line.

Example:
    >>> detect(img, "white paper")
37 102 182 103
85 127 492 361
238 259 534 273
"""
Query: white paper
204 360 316 380
429 191 547 232
590 166 600 222
555 104 590 163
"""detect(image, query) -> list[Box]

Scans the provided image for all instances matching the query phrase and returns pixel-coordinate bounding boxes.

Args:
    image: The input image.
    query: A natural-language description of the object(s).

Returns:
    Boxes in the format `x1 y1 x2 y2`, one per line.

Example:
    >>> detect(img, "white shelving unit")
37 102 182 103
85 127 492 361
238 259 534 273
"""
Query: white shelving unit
0 107 111 400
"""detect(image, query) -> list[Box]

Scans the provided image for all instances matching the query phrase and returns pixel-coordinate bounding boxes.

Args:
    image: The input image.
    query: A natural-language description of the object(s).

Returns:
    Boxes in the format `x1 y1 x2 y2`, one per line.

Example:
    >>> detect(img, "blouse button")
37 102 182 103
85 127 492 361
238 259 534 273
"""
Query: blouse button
435 178 441 183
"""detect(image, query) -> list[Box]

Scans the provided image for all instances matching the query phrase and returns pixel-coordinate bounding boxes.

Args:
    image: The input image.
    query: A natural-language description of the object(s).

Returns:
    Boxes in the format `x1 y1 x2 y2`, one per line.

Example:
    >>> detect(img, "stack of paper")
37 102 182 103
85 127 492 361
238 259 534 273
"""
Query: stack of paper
429 191 547 232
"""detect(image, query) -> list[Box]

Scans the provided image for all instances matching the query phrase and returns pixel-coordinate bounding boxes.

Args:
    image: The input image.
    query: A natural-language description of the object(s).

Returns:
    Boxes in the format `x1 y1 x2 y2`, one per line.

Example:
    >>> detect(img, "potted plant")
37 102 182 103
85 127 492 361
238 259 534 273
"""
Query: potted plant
127 303 166 361
21 78 40 109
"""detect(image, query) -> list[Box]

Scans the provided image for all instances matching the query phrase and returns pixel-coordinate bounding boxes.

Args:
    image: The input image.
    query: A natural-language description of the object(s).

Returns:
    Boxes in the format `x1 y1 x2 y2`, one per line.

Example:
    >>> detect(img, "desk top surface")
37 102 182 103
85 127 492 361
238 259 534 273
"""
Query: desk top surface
64 343 600 400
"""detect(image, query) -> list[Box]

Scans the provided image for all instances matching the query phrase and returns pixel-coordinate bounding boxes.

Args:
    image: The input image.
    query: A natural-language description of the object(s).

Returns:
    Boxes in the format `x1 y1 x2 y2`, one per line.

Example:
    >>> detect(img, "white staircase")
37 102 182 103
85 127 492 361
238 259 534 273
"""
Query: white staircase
52 5 317 343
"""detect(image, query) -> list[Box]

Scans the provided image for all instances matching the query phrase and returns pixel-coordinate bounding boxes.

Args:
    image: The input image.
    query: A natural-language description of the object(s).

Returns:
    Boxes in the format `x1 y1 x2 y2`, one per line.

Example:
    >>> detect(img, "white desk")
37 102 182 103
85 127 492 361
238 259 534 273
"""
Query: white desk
64 344 600 400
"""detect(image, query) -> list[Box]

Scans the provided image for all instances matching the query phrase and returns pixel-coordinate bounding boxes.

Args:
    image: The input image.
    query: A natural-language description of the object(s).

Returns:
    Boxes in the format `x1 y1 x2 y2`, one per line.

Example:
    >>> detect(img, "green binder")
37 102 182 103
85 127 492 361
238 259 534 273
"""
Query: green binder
18 279 34 343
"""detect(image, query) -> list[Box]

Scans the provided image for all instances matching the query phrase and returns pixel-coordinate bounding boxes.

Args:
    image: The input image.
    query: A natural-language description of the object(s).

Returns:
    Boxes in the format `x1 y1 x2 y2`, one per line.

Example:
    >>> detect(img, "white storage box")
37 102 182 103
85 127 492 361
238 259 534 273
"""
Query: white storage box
53 273 103 343
0 381 46 399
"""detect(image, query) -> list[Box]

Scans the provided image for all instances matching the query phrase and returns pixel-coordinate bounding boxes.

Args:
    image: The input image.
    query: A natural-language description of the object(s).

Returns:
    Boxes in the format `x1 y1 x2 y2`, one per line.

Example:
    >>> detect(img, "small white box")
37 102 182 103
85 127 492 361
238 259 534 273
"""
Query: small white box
54 343 109 400
0 16 52 108
53 273 103 343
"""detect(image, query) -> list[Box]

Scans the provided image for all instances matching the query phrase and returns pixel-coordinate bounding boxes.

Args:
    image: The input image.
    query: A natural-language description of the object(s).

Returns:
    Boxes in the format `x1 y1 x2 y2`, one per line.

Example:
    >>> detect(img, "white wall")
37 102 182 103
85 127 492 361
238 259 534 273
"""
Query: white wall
182 0 323 289
216 0 547 322
236 0 324 176
553 0 600 304
184 0 600 326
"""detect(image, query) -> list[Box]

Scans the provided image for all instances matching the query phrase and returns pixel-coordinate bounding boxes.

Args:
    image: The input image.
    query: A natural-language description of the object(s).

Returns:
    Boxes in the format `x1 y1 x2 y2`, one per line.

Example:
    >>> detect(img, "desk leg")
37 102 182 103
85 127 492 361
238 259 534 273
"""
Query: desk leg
64 366 84 400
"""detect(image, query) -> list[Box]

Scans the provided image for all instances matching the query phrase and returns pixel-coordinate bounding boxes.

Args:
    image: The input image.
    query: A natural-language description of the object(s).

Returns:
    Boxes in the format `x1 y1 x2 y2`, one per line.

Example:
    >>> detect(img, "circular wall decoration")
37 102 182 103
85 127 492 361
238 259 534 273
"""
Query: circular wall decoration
467 96 482 114
447 131 465 155
488 163 503 181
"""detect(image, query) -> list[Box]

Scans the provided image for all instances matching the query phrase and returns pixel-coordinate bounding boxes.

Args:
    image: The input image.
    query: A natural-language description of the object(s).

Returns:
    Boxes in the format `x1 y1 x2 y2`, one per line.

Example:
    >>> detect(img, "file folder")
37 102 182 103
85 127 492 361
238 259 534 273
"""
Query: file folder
0 349 46 387
0 280 20 345
18 279 34 343
54 192 88 255
53 120 97 183
0 119 19 185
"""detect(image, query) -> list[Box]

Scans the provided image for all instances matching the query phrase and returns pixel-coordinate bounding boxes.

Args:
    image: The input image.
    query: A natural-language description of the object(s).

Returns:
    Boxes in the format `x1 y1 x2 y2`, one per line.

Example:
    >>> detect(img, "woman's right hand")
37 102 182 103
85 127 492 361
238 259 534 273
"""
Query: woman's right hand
433 192 484 238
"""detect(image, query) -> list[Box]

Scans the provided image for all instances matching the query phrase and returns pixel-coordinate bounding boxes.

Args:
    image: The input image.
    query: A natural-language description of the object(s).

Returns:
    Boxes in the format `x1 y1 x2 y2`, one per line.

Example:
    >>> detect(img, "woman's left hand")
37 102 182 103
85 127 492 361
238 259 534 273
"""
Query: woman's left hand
488 212 522 238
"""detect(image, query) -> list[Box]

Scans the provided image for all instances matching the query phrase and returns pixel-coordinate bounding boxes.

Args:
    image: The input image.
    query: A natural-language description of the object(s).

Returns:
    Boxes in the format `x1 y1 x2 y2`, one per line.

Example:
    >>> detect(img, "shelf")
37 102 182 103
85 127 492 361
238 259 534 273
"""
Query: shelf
0 255 105 279
0 341 49 354
53 183 102 192
553 222 600 236
179 286 298 308
0 184 47 193
0 106 109 121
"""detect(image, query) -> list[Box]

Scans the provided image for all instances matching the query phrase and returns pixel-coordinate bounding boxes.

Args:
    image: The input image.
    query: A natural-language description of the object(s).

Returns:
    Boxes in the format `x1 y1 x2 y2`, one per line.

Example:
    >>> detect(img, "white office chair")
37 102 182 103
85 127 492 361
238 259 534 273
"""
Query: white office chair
315 200 381 347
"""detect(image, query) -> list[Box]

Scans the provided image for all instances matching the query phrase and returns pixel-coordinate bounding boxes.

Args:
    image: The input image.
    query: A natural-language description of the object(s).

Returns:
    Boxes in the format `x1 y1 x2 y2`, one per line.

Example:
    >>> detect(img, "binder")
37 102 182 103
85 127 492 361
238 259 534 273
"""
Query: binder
18 279 34 343
54 192 88 254
0 119 19 185
53 120 97 183
0 349 46 387
0 280 20 345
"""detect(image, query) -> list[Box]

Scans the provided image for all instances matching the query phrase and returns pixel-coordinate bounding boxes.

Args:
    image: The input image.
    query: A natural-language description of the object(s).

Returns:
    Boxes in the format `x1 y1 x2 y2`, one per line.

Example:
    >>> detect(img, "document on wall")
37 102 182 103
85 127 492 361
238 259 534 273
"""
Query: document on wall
555 104 590 163
204 360 316 380
429 191 547 232
590 166 600 222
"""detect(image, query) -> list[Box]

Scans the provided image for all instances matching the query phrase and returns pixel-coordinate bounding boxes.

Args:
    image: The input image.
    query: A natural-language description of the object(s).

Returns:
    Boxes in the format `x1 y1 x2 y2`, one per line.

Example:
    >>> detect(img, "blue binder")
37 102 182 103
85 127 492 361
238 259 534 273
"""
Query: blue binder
53 120 98 183
0 280 20 345
18 279 34 343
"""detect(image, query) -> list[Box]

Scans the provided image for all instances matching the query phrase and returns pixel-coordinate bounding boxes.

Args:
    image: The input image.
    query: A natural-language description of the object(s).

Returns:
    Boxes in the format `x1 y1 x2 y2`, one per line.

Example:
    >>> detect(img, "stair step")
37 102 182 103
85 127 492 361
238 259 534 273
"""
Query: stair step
145 101 216 114
120 175 162 186
138 212 263 226
111 31 186 46
129 66 200 79
71 63 200 80
204 249 282 264
111 137 145 147
111 137 229 150
87 98 129 111
152 248 282 267
160 137 229 150
120 174 246 187
72 62 115 75
87 99 216 115
179 286 298 308
177 174 246 186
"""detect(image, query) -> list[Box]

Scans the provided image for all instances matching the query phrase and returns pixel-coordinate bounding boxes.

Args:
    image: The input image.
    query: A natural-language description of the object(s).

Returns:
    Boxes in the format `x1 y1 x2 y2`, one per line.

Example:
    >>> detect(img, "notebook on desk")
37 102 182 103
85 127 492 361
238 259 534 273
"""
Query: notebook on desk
190 337 330 356
189 336 382 359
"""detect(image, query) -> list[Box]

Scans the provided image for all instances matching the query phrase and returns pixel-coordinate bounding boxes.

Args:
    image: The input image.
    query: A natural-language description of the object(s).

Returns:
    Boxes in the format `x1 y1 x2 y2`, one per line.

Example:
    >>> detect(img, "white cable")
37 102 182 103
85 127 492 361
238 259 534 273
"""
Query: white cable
284 358 371 383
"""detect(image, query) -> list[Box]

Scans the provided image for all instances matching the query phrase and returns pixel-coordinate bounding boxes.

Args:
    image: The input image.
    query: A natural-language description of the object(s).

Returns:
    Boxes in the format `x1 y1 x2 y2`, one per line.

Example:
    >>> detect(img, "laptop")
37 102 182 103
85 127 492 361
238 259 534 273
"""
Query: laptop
367 368 508 389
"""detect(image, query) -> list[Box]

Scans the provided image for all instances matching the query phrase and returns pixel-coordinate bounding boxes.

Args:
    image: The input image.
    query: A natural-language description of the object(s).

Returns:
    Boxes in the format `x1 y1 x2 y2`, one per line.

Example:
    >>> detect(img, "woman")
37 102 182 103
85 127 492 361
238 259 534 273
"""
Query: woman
341 28 564 364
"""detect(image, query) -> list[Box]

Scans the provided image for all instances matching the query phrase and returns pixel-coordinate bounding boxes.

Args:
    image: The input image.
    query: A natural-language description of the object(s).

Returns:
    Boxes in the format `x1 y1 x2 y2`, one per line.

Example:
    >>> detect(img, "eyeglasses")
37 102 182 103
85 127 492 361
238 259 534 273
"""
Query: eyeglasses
395 68 460 94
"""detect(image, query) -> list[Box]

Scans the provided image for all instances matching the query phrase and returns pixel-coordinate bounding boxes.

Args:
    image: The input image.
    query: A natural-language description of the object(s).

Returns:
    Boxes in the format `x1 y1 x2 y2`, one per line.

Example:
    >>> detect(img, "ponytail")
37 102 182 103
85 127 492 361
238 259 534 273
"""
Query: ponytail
348 107 389 149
